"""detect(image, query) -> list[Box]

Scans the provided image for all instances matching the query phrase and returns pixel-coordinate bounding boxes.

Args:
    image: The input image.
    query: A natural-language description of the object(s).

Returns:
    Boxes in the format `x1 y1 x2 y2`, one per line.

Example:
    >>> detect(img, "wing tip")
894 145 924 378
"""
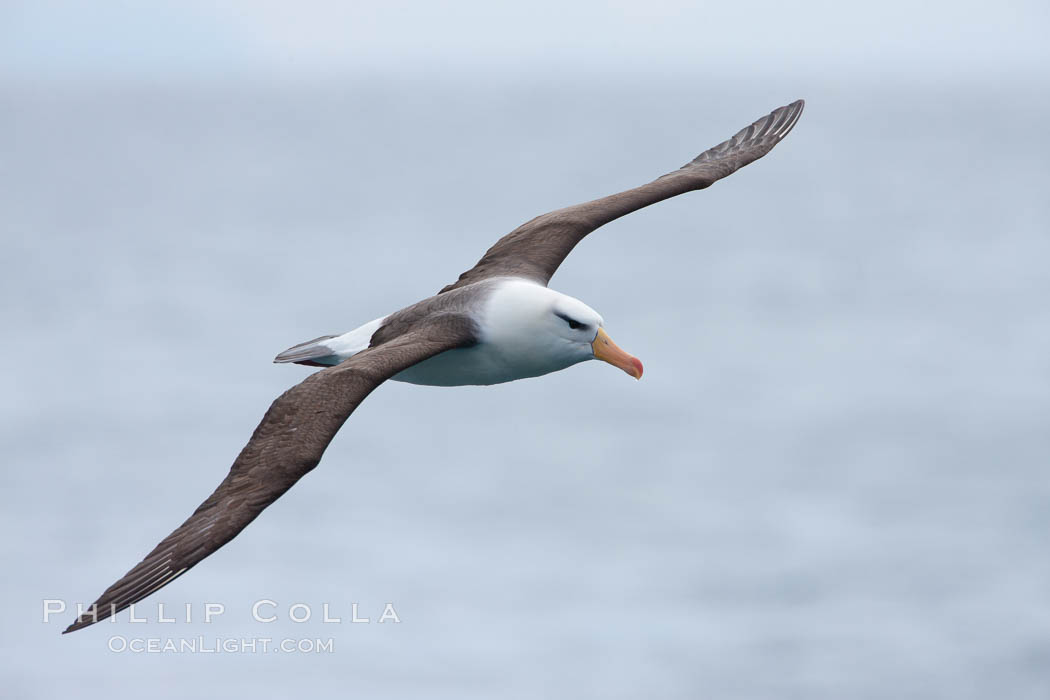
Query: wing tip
63 563 192 635
759 98 805 142
779 98 805 137
63 612 104 634
687 97 805 170
62 620 85 634
62 600 121 634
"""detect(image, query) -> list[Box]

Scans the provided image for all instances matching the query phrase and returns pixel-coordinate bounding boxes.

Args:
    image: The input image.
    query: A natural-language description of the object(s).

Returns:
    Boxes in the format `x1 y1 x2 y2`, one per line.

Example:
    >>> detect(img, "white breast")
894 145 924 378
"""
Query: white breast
392 278 593 386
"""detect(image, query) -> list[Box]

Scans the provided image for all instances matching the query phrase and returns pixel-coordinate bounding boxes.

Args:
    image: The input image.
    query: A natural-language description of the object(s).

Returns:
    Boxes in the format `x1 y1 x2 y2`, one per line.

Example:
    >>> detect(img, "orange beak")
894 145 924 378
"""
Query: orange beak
591 328 643 380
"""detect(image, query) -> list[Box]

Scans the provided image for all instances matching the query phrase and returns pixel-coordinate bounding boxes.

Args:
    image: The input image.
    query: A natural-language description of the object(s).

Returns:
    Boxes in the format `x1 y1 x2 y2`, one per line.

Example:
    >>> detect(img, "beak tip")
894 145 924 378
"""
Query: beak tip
592 328 643 380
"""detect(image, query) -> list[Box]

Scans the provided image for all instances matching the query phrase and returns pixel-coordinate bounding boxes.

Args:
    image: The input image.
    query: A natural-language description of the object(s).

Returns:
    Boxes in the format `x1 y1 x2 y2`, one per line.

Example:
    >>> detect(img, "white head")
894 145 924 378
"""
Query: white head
482 279 643 381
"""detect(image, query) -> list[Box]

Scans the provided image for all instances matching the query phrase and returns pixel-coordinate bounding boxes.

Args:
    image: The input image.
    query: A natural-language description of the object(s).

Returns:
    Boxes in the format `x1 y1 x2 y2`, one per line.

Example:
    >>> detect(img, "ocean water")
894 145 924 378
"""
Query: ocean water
2 77 1049 698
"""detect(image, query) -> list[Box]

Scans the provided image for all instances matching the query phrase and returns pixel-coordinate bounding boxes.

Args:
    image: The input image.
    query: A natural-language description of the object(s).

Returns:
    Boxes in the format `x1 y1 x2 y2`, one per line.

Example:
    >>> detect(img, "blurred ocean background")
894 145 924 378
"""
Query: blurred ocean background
2 2 1049 698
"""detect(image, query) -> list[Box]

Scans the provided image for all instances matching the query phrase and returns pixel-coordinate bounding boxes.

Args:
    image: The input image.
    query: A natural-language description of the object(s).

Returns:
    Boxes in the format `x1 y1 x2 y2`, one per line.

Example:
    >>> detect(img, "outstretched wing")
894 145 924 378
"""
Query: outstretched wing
439 99 804 293
64 314 477 633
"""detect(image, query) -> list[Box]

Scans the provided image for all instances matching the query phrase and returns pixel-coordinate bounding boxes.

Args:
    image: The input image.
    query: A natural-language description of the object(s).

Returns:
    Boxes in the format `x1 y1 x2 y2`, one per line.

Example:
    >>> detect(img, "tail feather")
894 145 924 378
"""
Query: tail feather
275 316 386 368
273 335 341 367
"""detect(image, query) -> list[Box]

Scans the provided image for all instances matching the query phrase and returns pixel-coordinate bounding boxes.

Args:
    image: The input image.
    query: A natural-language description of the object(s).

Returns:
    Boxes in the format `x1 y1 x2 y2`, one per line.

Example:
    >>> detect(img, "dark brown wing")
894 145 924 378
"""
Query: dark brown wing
64 314 477 634
439 99 804 293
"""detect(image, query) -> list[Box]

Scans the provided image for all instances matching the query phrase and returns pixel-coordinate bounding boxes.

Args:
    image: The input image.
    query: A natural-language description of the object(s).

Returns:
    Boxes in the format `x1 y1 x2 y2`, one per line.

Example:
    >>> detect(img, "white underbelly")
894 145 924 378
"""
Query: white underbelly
392 343 580 386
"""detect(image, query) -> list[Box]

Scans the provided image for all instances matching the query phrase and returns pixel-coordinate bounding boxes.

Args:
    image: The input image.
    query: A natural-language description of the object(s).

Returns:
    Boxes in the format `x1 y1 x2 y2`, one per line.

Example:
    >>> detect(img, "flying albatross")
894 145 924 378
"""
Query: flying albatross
65 99 804 633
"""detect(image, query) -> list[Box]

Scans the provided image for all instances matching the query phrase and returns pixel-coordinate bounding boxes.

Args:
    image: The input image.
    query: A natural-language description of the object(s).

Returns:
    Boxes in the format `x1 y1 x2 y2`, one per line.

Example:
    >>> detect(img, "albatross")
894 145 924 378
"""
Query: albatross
65 99 804 633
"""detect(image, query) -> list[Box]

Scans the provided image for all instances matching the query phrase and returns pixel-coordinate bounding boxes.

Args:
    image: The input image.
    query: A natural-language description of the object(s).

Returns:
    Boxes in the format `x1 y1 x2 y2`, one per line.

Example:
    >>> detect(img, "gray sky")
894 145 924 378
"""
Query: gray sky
3 0 1048 83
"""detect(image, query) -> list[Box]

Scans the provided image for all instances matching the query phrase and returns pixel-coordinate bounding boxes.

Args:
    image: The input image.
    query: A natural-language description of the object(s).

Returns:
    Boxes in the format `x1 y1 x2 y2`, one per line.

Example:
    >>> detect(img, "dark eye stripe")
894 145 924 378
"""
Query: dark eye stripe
555 312 584 330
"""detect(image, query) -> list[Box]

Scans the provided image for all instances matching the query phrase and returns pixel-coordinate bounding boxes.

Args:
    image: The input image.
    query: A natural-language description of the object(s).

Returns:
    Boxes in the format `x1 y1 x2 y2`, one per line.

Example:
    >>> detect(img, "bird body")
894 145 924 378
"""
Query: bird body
65 99 804 633
278 278 614 386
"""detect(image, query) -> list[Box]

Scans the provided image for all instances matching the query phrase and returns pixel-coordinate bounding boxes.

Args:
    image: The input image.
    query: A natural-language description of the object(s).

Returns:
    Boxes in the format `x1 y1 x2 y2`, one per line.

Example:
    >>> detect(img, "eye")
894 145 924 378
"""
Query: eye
555 312 584 331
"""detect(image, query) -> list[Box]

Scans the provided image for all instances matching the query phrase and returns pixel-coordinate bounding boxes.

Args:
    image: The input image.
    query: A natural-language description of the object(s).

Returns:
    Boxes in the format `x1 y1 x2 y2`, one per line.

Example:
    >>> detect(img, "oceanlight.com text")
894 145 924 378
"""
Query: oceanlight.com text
107 636 335 654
